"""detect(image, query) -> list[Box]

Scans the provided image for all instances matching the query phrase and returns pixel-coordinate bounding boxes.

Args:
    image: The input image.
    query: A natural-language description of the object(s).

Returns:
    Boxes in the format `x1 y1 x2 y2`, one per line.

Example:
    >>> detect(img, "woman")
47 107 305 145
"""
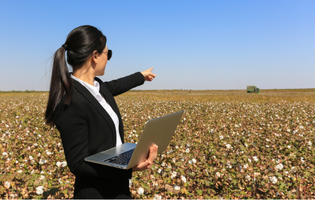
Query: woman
45 25 158 199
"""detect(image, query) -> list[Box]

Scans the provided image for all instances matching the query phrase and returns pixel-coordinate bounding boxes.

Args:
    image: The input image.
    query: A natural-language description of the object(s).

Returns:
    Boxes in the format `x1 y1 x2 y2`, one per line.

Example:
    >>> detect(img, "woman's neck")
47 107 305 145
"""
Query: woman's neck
73 66 95 86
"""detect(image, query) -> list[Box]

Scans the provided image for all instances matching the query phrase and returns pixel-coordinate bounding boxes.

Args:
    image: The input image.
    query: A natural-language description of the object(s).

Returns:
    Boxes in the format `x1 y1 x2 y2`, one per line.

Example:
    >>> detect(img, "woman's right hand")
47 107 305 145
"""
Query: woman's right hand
132 144 158 172
141 68 156 81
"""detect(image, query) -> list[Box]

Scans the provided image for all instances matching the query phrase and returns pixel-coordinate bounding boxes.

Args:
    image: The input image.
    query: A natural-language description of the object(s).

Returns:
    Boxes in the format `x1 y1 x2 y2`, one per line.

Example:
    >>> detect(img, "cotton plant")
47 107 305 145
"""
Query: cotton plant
1 92 315 199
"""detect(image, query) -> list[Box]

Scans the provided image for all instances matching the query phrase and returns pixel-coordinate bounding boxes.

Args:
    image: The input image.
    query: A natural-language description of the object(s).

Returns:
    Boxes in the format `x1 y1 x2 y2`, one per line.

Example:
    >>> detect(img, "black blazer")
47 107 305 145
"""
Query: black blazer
53 72 145 198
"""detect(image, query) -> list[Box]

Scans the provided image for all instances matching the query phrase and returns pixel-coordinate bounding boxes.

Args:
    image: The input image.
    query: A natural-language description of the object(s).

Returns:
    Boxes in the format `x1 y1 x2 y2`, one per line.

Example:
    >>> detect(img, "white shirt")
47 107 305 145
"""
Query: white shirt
71 75 122 146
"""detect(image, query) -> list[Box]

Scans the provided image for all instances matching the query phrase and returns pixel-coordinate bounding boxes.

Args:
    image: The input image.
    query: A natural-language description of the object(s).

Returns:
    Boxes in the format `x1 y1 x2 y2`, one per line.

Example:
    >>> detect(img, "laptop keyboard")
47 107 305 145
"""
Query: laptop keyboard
104 149 135 165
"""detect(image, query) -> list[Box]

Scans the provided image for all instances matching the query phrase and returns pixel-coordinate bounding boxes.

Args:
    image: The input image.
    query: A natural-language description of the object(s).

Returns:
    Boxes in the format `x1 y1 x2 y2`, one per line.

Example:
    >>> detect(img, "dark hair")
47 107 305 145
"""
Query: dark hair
45 25 107 126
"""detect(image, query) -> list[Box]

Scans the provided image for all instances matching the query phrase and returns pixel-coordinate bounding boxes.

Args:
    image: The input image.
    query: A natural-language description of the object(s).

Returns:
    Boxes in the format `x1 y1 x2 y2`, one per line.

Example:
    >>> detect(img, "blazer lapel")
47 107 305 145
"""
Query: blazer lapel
97 80 124 143
73 80 117 141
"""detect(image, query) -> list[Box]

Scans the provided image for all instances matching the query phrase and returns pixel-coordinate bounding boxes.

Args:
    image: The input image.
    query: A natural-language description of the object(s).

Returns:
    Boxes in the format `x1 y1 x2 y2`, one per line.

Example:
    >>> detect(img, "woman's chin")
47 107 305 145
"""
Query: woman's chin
96 71 105 76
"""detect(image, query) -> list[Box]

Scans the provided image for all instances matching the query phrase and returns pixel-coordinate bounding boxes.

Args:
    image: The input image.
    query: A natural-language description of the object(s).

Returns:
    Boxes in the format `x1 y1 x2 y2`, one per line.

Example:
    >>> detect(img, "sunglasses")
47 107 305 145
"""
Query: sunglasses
107 49 112 60
102 49 112 60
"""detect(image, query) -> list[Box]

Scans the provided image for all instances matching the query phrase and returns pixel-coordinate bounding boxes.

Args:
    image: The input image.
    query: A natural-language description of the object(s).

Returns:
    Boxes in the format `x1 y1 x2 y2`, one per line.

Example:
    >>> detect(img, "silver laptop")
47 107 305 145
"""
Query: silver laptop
84 110 184 170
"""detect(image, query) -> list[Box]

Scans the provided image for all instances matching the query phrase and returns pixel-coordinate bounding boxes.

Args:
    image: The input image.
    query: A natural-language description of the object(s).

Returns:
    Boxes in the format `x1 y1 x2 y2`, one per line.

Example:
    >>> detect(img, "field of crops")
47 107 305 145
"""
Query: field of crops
0 89 315 199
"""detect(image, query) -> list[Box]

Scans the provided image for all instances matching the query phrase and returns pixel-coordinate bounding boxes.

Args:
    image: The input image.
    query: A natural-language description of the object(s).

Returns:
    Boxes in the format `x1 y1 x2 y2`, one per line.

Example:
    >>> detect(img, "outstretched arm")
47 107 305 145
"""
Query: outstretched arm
102 68 156 97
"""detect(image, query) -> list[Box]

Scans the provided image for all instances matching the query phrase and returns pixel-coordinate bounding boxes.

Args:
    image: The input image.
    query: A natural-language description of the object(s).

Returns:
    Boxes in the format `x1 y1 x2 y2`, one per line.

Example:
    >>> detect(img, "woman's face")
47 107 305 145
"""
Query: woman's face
95 46 109 76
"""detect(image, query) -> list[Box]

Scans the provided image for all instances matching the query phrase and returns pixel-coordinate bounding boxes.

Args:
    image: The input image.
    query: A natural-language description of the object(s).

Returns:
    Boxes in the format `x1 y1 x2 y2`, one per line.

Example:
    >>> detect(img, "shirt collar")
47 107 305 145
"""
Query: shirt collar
71 74 100 97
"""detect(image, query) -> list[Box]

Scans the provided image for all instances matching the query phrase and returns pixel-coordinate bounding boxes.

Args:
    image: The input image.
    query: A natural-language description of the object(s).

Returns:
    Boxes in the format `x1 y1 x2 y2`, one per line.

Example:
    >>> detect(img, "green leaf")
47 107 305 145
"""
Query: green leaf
196 189 203 196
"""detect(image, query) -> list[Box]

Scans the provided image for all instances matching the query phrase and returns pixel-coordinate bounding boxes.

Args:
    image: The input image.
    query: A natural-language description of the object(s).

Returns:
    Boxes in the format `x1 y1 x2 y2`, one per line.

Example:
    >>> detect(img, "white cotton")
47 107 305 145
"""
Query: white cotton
61 161 67 167
275 163 284 171
4 181 10 189
174 185 180 191
181 175 187 183
153 194 162 200
36 186 44 195
269 176 278 184
129 179 132 188
170 171 177 179
56 161 62 167
137 187 144 195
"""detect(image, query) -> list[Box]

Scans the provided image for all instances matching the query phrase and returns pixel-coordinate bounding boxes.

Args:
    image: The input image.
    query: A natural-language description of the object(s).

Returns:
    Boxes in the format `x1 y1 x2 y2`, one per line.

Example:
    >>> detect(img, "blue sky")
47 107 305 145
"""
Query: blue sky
0 0 314 91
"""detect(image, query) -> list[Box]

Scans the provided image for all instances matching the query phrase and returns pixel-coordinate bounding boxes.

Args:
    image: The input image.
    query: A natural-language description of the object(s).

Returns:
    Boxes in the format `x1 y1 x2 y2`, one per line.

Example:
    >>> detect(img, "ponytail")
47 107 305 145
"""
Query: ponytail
45 47 73 126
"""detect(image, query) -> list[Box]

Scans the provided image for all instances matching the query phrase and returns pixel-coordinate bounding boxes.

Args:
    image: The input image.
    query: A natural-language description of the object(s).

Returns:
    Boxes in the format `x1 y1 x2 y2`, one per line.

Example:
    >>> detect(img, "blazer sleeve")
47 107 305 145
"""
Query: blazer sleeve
54 97 132 179
102 72 145 96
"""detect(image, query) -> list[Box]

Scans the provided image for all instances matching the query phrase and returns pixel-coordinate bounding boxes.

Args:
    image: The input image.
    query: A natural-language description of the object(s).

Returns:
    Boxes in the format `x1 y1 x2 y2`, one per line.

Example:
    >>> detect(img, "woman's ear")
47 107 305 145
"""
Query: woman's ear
91 50 99 63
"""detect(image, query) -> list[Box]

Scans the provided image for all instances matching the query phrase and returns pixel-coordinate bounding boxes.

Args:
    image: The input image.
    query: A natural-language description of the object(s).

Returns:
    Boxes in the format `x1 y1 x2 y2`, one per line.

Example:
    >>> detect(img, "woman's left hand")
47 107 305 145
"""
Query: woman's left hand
132 144 158 172
141 68 156 81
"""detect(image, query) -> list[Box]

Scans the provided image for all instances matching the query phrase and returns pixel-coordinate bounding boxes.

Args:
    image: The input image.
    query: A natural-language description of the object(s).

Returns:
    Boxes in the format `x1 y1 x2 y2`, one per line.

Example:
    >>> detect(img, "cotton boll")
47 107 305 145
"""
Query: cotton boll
137 187 144 195
181 175 187 183
153 194 162 200
269 176 278 184
4 181 10 189
61 161 67 167
36 186 44 195
56 161 62 167
174 185 180 191
253 156 258 162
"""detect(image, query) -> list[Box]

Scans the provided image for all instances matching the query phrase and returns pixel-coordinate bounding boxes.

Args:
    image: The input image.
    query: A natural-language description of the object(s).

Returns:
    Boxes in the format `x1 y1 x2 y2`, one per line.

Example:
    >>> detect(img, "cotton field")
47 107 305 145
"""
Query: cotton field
0 90 314 199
